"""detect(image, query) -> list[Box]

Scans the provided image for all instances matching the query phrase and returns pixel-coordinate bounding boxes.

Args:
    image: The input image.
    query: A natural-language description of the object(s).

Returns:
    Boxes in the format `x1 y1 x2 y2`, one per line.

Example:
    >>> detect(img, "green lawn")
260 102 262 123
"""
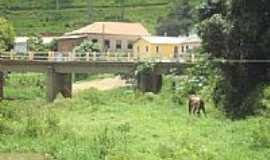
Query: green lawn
0 74 269 160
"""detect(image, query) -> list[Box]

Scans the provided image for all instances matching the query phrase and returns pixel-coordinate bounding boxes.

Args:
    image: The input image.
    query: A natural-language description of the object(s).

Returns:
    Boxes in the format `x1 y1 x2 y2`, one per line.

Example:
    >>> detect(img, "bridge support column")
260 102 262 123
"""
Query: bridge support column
47 67 72 102
137 72 162 93
0 72 4 100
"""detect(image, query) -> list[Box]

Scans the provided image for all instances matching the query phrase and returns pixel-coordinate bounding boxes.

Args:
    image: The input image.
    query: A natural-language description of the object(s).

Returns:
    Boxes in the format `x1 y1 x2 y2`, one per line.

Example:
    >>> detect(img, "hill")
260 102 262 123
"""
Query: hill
0 0 202 36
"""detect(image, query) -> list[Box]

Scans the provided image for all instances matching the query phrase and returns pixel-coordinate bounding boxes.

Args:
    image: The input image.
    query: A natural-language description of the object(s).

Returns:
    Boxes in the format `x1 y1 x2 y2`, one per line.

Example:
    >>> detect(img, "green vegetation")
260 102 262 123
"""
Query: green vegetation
1 0 171 35
0 0 203 35
1 1 270 159
73 40 101 57
0 17 15 51
156 0 199 36
198 0 270 118
0 73 269 160
28 35 49 52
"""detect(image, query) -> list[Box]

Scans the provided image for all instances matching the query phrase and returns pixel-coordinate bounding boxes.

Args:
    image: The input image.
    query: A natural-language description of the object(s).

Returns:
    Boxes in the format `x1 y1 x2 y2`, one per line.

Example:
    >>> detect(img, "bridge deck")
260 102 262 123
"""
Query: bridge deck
0 59 190 74
0 52 192 102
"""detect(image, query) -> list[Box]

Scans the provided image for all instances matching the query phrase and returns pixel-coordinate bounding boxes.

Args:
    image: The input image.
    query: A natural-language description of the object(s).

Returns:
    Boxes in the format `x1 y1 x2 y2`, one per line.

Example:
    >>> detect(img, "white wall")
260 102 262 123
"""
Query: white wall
86 34 138 53
14 42 27 53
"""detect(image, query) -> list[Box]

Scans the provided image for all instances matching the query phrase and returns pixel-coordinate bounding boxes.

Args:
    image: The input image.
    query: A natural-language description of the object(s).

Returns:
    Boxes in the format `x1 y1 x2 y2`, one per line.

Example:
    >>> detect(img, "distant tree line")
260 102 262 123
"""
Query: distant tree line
156 0 199 36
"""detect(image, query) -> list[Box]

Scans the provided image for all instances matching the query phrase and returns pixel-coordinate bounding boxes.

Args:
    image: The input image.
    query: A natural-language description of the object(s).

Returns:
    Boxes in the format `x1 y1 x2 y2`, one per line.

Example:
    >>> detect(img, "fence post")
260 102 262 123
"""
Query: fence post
114 52 117 61
160 53 163 62
93 52 96 61
29 52 34 61
65 52 72 61
127 52 130 62
9 52 13 60
191 53 195 63
107 52 111 61
49 51 53 61
48 51 51 61
86 52 90 61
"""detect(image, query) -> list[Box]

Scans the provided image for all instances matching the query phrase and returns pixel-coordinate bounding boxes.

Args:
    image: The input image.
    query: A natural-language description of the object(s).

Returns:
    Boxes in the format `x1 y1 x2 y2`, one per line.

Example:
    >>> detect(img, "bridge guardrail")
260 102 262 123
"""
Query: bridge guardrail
0 51 200 63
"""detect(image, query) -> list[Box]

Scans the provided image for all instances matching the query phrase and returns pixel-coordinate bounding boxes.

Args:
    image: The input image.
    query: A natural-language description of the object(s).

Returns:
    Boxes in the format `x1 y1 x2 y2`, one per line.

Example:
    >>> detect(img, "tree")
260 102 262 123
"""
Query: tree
156 0 196 36
0 17 15 51
0 0 9 17
198 0 270 118
73 40 101 57
28 35 48 52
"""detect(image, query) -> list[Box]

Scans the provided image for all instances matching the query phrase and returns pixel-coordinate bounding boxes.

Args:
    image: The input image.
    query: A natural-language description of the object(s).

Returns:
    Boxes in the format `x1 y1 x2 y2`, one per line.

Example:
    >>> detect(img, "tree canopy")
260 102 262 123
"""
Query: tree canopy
156 0 197 36
73 40 101 57
199 0 270 118
0 17 15 51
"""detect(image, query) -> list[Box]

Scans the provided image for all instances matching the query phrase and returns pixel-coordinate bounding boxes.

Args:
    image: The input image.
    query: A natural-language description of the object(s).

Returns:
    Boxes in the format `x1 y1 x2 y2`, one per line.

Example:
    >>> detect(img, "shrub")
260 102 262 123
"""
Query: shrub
0 103 18 120
24 115 41 138
23 108 60 138
172 59 220 104
73 40 101 57
28 34 49 52
92 127 116 160
251 118 270 149
0 17 15 51
45 111 60 134
0 117 14 135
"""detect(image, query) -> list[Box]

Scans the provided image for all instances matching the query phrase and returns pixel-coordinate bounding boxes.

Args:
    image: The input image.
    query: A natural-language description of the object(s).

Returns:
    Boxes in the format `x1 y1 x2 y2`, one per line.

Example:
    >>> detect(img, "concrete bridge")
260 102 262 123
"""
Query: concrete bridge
0 53 192 102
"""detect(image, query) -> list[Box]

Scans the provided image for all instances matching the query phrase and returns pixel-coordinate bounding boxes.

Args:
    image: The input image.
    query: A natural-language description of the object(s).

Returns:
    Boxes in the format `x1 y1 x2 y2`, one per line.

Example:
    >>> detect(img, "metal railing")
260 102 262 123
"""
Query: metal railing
0 51 198 63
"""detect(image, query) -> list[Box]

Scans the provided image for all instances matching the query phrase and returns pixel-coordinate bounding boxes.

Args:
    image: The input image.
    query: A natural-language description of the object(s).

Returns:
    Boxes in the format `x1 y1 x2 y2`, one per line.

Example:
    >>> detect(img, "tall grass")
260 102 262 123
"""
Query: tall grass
0 73 269 160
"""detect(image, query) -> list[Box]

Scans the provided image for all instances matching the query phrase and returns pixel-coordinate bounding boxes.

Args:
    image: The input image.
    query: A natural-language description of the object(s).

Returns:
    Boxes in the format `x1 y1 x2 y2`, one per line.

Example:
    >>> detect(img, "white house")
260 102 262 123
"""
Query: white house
13 37 57 53
57 22 151 54
14 37 29 53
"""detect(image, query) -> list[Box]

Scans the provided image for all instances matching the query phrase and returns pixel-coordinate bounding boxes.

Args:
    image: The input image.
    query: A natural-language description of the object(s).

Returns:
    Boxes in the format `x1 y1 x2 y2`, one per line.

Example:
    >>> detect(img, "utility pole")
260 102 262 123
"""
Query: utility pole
87 0 94 23
56 0 60 10
116 0 125 21
120 0 125 21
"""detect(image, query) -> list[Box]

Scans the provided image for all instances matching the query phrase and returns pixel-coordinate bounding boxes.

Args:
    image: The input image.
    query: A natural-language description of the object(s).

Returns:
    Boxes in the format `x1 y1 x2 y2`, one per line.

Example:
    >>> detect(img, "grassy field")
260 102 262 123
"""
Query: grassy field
0 73 269 160
1 0 203 35
2 0 170 35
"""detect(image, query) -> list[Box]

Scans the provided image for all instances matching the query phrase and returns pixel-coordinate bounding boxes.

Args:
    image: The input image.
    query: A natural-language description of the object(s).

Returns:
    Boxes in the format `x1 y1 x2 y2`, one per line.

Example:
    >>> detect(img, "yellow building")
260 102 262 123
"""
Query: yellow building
134 35 201 59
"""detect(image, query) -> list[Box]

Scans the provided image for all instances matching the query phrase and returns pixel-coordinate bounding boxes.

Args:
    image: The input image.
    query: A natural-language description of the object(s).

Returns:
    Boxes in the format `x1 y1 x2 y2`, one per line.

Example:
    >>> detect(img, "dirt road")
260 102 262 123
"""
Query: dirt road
73 76 128 94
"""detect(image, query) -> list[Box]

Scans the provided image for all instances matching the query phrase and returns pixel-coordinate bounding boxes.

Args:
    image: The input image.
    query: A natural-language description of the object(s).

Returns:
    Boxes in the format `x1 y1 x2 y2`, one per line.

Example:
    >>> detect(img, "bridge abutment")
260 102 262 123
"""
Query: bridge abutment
47 67 72 102
137 72 162 93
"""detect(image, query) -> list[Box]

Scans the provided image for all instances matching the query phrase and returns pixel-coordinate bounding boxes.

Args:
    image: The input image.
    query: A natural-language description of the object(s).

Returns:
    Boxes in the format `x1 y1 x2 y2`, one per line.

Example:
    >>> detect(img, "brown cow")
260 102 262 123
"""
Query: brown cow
188 95 206 116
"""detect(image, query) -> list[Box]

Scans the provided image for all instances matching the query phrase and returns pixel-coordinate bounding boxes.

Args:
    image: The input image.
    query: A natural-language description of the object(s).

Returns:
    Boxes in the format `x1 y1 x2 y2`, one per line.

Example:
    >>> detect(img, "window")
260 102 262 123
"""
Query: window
181 46 185 52
104 40 110 49
146 46 149 52
156 46 159 53
116 40 122 49
92 39 98 43
127 41 133 50
174 46 178 54
174 46 179 58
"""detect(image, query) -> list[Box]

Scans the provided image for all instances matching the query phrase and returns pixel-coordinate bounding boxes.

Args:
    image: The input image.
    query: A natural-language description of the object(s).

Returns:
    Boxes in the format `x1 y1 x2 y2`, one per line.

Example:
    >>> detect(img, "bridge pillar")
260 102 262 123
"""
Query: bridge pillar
0 72 3 100
137 72 162 93
47 67 72 102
